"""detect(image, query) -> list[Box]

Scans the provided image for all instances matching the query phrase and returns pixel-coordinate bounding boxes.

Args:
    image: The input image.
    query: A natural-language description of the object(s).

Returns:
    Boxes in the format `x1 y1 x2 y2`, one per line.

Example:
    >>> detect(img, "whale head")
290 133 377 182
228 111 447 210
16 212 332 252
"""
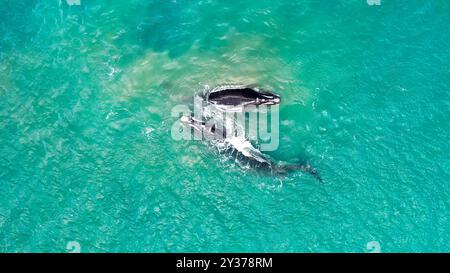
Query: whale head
255 91 281 106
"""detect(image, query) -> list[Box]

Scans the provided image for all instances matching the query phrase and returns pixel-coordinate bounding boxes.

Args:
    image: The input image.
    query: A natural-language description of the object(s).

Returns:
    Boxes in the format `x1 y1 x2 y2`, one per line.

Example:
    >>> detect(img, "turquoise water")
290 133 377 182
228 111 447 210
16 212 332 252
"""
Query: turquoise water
0 0 449 252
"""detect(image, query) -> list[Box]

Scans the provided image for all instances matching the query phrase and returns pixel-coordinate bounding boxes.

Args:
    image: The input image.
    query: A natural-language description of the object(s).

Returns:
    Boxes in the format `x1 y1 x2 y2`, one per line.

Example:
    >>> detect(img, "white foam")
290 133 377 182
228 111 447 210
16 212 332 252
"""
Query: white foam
66 0 81 6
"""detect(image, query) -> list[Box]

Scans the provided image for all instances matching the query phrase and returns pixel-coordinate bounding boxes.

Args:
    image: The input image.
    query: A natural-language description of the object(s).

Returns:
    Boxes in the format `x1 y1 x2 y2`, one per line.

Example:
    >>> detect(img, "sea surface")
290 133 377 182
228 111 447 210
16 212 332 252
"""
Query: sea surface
0 0 449 252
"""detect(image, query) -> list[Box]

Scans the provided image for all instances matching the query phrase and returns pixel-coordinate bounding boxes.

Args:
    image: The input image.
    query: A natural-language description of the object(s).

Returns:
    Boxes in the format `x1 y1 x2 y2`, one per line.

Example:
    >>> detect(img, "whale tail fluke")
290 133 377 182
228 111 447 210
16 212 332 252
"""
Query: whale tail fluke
302 165 323 183
282 164 323 183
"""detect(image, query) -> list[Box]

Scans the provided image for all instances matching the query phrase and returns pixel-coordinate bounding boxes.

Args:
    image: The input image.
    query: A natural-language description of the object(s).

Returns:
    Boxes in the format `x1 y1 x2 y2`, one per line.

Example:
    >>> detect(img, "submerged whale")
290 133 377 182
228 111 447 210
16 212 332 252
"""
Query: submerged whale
204 85 280 111
180 114 322 182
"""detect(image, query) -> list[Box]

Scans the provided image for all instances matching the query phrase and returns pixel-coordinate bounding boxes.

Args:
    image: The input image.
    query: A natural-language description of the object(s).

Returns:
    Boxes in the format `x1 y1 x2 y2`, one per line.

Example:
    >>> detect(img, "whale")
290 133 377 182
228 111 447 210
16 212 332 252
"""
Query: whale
204 85 280 111
180 114 322 182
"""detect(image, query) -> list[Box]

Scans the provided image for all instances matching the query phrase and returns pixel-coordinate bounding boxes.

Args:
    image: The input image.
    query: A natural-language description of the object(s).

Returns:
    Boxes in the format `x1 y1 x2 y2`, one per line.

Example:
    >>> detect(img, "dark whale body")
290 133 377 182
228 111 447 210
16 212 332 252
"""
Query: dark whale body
180 114 322 182
205 85 280 108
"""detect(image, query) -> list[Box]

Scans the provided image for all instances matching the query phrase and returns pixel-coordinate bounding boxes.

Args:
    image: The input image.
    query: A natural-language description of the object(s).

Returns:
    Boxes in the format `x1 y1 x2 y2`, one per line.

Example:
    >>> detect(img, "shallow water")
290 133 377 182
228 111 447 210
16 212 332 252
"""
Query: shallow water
0 0 449 252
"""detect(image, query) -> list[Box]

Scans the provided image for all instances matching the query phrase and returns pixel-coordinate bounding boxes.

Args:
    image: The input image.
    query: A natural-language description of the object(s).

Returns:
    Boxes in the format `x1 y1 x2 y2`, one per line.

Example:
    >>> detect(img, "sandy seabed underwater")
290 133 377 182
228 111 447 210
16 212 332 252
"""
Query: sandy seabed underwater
0 0 449 252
